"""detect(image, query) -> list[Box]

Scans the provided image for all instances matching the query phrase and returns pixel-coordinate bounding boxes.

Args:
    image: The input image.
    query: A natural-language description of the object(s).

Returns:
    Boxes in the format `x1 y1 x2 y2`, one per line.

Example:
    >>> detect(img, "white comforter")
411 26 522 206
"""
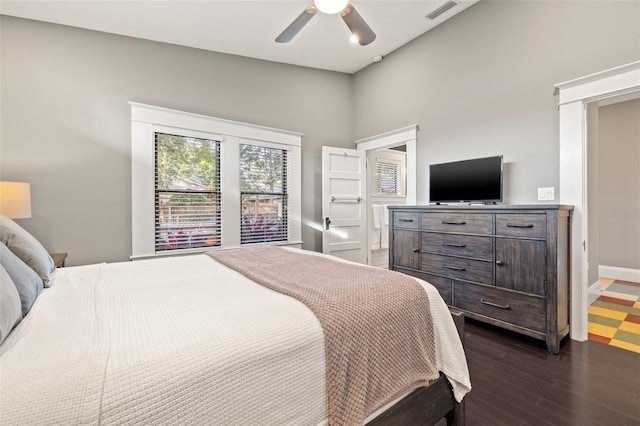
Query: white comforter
0 251 470 425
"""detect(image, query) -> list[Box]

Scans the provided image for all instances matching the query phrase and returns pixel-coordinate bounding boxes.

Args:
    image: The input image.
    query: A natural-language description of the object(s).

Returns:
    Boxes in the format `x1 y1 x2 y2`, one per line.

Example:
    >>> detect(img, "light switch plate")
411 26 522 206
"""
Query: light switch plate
538 187 555 201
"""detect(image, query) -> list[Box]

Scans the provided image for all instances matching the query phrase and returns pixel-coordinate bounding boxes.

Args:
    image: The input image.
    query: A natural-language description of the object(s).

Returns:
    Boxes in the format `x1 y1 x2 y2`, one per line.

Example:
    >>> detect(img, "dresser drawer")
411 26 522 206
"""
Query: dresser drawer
395 268 452 305
454 281 546 333
421 253 493 285
496 213 546 238
424 274 453 305
422 232 493 260
422 212 493 235
393 212 421 229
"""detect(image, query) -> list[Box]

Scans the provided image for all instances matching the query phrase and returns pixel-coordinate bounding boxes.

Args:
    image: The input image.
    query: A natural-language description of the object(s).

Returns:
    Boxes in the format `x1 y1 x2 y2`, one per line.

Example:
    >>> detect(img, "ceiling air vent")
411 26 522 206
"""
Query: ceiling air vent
426 1 458 20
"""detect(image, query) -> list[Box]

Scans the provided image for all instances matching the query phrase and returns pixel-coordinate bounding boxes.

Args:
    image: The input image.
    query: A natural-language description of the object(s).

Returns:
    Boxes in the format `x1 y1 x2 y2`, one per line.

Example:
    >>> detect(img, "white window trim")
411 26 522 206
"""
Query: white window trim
131 102 302 260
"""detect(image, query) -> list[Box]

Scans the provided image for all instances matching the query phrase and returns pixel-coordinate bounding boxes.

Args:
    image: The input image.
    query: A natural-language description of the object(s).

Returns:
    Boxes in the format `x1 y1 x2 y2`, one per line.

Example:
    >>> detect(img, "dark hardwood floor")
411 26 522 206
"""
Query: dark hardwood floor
458 319 640 426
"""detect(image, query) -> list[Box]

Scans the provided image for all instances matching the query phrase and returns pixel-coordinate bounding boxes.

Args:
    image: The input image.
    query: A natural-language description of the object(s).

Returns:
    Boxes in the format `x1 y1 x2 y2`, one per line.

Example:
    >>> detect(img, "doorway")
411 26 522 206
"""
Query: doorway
366 146 407 268
556 60 640 342
357 125 417 267
321 126 417 265
587 95 640 302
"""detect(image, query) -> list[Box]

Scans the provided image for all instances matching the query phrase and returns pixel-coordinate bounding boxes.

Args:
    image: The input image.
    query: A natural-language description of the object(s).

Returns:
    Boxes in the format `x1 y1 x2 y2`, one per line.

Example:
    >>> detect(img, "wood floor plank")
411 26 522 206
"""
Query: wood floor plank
463 319 640 425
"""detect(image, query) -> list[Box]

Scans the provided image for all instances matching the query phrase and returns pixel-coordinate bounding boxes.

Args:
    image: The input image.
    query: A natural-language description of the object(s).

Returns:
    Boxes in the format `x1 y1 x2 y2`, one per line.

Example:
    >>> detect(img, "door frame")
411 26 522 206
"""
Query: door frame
355 125 418 204
555 61 640 342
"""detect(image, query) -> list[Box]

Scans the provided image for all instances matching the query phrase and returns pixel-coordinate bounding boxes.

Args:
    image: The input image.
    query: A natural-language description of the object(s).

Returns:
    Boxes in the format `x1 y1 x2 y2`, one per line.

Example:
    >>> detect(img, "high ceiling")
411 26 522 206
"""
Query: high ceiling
0 0 478 74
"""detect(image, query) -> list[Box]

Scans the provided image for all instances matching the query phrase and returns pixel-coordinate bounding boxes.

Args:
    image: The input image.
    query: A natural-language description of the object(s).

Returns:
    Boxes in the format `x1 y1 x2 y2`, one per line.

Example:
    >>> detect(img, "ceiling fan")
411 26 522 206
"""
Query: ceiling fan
275 0 376 46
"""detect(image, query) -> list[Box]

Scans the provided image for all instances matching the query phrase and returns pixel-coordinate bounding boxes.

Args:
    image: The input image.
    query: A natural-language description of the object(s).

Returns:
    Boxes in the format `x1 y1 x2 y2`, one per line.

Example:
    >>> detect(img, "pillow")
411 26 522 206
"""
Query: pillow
0 264 22 344
0 214 56 287
0 242 43 316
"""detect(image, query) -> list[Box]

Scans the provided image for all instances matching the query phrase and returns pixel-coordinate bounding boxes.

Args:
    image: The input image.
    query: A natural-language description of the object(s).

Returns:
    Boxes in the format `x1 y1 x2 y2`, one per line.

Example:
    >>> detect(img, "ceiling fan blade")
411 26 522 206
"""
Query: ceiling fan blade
275 5 318 43
340 4 376 46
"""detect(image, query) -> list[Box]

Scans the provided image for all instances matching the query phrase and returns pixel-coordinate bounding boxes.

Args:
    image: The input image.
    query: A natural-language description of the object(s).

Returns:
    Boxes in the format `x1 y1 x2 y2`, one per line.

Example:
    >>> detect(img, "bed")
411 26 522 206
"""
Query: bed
0 217 470 425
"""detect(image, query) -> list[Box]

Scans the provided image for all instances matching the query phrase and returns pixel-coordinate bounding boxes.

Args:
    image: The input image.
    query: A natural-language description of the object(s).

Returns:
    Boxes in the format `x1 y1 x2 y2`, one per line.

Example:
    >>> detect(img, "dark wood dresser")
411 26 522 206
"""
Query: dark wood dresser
389 204 572 353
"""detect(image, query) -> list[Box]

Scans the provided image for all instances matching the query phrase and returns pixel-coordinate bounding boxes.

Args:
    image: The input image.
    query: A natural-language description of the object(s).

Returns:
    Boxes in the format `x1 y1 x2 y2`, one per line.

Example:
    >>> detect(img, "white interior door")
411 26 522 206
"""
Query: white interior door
322 146 367 264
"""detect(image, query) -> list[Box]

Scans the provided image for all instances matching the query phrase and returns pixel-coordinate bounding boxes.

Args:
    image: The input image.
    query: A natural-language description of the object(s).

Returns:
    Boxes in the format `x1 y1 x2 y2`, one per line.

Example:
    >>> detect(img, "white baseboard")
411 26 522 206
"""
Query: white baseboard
587 280 602 305
599 265 640 283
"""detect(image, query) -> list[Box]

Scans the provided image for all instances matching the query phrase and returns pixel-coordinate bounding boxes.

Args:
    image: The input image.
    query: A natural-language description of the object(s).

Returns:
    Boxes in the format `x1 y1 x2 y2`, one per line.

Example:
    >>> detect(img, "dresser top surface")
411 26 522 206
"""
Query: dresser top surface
387 204 573 212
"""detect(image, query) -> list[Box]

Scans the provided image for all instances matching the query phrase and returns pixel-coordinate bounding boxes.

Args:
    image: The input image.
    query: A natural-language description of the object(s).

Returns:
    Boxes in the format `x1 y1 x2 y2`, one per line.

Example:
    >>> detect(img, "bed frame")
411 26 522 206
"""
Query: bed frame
367 310 466 426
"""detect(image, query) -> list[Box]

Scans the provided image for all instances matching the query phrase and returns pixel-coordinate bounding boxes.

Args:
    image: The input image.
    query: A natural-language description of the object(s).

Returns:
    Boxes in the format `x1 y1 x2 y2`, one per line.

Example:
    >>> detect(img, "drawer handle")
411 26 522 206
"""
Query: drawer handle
399 219 414 222
480 299 511 310
495 260 504 266
443 243 466 248
506 223 534 228
443 265 466 271
442 220 466 225
412 248 421 253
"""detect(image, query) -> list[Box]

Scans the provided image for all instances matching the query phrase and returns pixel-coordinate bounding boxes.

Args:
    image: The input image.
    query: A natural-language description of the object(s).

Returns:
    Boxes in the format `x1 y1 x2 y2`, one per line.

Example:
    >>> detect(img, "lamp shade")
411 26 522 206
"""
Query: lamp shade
0 182 32 219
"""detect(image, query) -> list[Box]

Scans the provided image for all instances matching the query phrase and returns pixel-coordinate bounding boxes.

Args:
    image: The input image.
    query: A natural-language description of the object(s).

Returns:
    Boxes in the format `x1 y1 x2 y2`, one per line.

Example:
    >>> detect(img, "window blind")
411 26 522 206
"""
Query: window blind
375 159 401 195
155 133 221 252
240 144 288 244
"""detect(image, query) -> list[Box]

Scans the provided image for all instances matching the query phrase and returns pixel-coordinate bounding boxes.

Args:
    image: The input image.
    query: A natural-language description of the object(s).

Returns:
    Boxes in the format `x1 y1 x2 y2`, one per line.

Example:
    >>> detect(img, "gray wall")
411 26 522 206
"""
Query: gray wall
3 1 640 266
353 0 640 205
0 16 354 265
597 99 640 270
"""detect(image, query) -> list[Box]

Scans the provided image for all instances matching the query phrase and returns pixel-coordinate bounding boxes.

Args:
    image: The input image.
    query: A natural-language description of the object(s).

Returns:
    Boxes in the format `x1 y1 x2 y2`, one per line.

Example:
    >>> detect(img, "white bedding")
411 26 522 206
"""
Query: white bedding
0 250 470 425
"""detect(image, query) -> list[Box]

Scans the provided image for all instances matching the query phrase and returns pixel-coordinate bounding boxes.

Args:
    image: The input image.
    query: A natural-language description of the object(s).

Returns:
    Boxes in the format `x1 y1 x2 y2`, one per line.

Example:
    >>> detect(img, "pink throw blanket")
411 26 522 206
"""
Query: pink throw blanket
209 247 438 425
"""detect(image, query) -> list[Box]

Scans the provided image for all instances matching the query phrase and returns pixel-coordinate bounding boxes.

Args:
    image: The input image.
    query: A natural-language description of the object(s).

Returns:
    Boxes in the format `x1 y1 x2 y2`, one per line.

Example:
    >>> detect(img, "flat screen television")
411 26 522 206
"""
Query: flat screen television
429 155 503 204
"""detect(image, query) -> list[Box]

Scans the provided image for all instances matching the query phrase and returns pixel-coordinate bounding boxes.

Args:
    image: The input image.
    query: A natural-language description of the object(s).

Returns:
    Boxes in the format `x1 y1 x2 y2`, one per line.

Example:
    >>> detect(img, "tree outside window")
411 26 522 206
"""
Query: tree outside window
155 133 221 251
240 144 288 244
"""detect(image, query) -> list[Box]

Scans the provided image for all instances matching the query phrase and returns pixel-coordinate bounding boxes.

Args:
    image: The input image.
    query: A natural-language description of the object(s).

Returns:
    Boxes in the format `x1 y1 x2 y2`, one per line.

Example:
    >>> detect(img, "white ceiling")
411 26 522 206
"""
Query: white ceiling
0 0 478 74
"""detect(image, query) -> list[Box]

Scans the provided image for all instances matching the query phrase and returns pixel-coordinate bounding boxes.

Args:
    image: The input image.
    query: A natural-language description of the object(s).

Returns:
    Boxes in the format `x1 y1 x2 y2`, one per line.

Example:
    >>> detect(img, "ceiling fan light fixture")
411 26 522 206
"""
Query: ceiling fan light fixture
314 0 349 14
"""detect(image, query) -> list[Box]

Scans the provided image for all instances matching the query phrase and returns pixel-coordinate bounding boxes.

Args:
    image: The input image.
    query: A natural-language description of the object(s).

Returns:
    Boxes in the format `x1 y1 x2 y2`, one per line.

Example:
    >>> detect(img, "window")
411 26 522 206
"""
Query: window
375 159 401 195
131 103 302 259
155 133 221 252
240 144 288 244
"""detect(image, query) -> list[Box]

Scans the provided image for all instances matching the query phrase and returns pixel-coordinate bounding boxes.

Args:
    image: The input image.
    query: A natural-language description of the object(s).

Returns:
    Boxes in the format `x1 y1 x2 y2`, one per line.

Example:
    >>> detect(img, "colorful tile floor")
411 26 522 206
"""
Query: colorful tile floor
588 278 640 354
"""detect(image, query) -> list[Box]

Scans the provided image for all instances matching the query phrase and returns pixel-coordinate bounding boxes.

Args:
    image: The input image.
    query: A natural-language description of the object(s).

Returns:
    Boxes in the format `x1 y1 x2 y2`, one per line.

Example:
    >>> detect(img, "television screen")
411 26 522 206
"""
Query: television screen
429 155 503 203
